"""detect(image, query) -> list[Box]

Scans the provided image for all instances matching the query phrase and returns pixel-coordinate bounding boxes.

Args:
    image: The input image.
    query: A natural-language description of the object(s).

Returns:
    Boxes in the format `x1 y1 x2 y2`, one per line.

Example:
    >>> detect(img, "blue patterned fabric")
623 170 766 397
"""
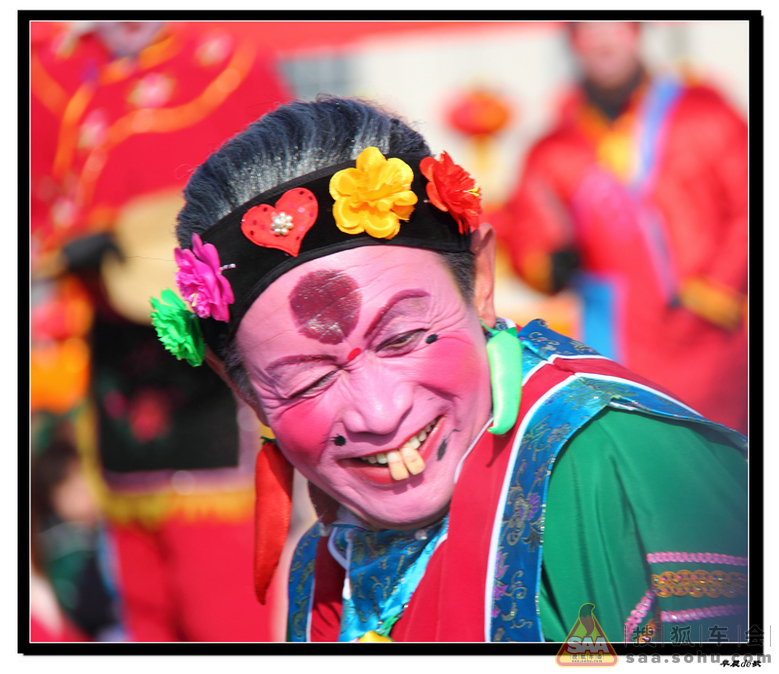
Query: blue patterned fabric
287 524 320 642
287 517 448 642
331 515 449 641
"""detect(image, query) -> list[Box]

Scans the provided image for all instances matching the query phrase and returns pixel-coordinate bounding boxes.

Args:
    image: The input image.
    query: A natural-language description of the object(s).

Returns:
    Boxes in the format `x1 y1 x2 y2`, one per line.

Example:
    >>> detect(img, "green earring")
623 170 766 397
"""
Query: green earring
483 323 522 435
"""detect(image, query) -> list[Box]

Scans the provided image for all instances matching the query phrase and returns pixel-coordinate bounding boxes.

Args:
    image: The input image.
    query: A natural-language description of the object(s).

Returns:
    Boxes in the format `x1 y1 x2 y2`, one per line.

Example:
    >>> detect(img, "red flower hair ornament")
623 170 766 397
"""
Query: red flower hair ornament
420 152 482 234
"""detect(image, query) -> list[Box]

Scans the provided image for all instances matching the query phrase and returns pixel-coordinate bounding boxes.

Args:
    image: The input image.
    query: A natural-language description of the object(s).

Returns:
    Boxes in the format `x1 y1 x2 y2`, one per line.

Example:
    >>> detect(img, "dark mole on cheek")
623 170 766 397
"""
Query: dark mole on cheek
425 334 438 344
290 270 362 345
437 429 460 461
333 435 346 446
437 437 448 461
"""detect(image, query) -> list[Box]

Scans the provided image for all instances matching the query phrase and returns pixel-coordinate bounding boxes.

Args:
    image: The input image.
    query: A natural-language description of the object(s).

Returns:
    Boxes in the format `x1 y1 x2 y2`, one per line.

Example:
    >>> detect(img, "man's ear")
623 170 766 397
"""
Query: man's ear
204 346 270 426
470 222 498 328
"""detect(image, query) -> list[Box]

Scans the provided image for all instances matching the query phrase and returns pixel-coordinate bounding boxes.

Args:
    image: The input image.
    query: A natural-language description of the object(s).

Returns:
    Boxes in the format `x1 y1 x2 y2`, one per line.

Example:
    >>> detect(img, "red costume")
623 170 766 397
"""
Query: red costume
499 74 748 434
30 615 90 643
31 21 287 259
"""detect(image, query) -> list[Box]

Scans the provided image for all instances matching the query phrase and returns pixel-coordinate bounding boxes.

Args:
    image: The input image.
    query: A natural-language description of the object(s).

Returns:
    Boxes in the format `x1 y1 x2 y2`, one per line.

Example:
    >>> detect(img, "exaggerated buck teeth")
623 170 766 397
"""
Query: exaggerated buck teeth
356 420 436 479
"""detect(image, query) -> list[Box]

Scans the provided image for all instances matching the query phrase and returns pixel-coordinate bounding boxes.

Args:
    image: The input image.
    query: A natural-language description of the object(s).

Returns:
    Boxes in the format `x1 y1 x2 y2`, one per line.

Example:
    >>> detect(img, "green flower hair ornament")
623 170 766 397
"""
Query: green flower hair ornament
150 289 205 367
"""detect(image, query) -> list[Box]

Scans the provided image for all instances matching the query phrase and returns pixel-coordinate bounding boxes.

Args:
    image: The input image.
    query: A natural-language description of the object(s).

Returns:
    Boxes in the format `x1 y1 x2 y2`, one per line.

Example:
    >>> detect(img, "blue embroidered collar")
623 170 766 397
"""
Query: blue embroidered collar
329 513 449 641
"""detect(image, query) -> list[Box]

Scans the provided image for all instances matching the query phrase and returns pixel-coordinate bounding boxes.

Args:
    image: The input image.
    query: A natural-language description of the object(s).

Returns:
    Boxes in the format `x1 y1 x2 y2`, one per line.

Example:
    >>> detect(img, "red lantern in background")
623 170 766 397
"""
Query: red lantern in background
447 88 512 138
444 87 514 210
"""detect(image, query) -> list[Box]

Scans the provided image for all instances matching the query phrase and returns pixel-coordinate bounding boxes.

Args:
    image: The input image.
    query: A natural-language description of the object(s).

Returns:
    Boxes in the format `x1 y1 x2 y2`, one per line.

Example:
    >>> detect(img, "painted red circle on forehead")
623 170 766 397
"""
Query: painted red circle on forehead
289 270 362 345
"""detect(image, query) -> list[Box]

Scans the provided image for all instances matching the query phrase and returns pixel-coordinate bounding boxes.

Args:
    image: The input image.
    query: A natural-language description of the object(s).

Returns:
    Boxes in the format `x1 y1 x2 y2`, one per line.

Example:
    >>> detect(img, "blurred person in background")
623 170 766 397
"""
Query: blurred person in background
30 20 295 641
31 420 104 642
495 21 748 434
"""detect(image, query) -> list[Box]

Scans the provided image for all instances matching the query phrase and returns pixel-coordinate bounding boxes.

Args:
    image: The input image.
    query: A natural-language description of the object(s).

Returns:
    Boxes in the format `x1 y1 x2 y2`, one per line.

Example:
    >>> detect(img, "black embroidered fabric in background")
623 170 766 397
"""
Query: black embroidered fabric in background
91 313 238 473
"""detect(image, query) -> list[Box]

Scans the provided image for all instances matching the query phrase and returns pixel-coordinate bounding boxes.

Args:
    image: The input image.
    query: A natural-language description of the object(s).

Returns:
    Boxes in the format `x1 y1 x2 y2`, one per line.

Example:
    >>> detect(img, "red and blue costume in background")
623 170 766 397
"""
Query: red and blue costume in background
499 73 748 434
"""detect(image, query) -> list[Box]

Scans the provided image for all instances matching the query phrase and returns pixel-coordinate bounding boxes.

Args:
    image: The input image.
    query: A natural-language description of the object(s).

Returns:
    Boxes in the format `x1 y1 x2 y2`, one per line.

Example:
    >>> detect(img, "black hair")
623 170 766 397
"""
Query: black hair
176 97 431 247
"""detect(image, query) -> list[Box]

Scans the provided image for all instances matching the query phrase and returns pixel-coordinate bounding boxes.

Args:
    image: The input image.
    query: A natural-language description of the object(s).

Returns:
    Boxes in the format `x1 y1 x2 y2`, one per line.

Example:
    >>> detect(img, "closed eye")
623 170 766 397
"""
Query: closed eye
377 329 425 353
289 370 338 399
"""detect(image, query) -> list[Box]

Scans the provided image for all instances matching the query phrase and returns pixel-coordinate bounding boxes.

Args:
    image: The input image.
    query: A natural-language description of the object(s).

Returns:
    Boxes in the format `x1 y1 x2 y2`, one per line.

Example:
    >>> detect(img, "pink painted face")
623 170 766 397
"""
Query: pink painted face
236 246 493 529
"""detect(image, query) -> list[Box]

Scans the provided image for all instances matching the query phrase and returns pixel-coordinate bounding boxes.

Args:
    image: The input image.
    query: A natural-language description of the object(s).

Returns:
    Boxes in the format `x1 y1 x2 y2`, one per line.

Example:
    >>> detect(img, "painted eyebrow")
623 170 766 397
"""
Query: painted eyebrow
363 290 430 342
264 290 429 378
266 354 337 379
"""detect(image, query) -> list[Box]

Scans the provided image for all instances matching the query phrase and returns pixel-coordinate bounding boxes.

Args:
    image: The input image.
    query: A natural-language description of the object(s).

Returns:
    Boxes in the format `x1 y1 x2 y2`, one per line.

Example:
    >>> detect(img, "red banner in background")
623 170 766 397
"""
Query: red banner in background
171 21 561 56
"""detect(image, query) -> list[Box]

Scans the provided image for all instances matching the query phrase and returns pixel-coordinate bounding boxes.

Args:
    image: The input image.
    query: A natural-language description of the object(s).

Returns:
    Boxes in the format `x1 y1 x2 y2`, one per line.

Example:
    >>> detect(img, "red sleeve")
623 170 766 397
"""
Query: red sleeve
666 86 749 293
694 89 748 293
501 133 589 293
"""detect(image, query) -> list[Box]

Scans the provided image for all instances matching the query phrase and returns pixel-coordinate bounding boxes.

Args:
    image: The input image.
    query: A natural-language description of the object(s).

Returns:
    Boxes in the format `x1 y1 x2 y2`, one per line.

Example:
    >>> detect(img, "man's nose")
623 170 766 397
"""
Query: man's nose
340 363 414 437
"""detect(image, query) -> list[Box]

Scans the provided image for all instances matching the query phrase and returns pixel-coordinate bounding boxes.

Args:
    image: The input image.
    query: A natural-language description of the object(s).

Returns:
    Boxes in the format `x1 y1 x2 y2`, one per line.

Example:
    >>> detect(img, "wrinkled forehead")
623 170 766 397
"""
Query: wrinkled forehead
236 246 457 348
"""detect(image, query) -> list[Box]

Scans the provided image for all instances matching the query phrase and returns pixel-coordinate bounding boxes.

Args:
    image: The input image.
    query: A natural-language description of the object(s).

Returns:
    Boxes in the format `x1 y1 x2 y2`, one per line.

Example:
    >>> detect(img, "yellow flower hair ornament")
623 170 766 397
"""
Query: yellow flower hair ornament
329 147 418 239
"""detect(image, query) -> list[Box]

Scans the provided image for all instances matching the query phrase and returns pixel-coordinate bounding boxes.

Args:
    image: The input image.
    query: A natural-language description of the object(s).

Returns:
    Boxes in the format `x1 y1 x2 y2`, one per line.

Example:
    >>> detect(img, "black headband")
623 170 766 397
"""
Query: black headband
195 153 473 358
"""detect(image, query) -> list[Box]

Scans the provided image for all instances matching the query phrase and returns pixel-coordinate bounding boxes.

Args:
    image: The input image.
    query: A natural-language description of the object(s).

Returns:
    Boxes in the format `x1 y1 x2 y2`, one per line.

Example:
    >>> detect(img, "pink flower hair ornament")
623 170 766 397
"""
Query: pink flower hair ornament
174 233 235 322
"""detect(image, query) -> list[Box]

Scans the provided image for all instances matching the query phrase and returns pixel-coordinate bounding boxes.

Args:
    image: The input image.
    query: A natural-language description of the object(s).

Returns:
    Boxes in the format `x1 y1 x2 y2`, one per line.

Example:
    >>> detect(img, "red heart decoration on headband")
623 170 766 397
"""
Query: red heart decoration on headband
240 188 319 257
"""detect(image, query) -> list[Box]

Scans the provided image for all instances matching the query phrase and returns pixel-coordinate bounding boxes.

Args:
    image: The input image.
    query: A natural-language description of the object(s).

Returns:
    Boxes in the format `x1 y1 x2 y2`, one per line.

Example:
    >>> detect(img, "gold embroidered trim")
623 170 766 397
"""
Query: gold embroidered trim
99 487 255 528
635 618 659 643
652 569 747 599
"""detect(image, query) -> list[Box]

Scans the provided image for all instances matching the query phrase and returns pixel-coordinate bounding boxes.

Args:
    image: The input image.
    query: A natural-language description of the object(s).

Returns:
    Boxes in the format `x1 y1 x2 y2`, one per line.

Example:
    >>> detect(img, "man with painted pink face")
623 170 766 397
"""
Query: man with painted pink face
150 98 748 643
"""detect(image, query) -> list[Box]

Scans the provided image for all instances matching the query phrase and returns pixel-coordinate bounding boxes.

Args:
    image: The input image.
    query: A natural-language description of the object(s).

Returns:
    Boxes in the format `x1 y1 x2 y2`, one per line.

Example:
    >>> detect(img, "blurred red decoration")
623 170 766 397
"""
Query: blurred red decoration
447 89 512 138
31 275 94 413
31 276 94 343
30 337 90 413
128 389 172 443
